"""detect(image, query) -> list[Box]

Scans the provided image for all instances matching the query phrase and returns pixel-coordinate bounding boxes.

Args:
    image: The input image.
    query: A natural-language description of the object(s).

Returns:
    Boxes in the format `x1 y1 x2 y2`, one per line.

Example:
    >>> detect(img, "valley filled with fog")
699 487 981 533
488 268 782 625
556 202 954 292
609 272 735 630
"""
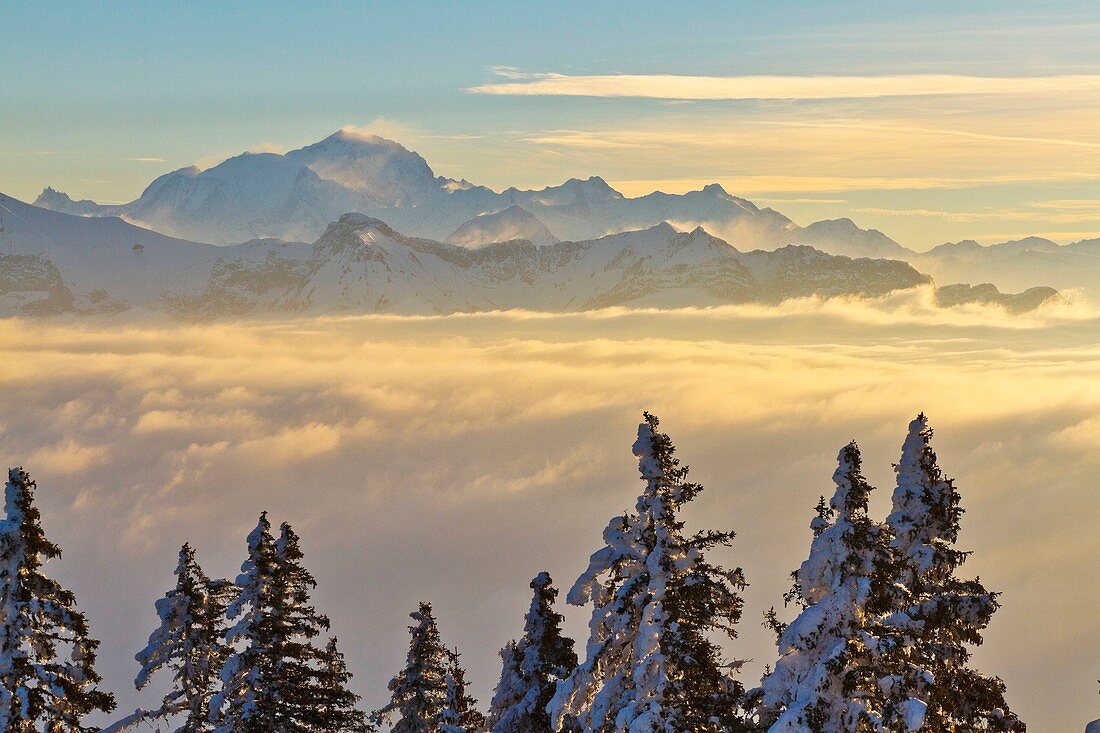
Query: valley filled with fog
2 301 1096 732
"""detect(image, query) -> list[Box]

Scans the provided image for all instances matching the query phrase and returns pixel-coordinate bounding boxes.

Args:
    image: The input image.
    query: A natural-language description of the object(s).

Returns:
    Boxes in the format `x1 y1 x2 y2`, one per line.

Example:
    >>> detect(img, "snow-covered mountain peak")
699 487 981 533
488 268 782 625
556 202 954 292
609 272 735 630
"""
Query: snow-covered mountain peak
444 205 559 247
32 187 104 216
27 132 951 261
647 221 679 238
331 212 398 237
503 176 625 207
4 194 1060 317
286 131 437 205
567 176 622 201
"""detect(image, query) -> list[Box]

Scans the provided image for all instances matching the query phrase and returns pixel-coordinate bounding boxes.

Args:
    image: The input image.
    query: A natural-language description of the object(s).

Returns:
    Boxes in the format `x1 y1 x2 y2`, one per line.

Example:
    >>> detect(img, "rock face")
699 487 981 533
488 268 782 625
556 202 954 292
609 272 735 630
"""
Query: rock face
933 283 1061 313
0 254 73 314
444 205 559 247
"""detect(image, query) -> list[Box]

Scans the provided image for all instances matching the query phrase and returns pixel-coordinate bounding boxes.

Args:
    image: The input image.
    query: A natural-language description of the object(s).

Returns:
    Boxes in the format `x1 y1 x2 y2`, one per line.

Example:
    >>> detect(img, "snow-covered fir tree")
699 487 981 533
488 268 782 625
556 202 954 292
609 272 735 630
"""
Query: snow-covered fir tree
487 573 577 733
548 413 749 733
877 415 1025 732
439 649 484 733
488 641 524 730
440 672 466 733
113 543 232 733
755 442 897 732
0 467 116 733
210 512 280 733
211 514 366 733
373 602 450 733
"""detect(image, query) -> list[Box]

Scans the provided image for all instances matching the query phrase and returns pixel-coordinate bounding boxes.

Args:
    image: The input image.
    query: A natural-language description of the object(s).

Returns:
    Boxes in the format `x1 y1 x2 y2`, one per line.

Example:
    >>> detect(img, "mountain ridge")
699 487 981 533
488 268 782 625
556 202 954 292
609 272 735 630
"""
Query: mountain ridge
24 129 1100 297
3 192 1007 318
30 130 901 260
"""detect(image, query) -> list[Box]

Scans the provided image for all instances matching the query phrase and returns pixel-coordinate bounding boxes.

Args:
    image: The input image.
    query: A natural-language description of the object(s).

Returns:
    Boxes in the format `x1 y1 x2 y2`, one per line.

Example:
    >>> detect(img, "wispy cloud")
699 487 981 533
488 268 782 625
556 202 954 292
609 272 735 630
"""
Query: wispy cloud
469 71 1100 100
753 197 849 205
127 156 167 163
605 174 1100 197
1027 199 1100 211
968 230 1100 243
853 206 1100 223
246 143 285 154
777 119 1100 151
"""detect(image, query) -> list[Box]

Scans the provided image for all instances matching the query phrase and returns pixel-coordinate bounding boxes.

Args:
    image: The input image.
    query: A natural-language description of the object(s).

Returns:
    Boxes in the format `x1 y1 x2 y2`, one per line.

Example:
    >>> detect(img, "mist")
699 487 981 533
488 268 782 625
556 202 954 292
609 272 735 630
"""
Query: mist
1 298 1097 732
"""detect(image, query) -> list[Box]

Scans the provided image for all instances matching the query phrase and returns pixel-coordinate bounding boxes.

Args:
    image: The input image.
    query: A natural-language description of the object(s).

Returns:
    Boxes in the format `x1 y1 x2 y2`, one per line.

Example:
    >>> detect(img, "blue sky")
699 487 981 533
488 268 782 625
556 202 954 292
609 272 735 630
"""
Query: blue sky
3 1 1100 248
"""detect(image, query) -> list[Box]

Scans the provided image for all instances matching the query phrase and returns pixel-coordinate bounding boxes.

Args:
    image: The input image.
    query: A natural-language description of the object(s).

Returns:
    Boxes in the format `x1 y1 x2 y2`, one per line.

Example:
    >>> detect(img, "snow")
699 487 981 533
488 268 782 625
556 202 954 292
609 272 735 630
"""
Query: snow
0 191 931 317
0 468 114 730
551 416 739 733
900 698 928 731
757 442 893 732
443 204 560 247
30 130 909 258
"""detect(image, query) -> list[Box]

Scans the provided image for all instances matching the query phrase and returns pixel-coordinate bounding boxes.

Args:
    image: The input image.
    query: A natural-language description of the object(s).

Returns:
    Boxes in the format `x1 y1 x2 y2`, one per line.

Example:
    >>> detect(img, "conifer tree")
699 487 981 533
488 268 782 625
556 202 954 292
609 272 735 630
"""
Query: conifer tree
755 442 897 732
211 514 366 733
0 467 116 733
373 602 450 733
112 544 231 733
548 413 749 733
315 638 370 733
440 649 484 733
487 641 524 730
877 415 1025 732
488 573 577 733
210 512 280 733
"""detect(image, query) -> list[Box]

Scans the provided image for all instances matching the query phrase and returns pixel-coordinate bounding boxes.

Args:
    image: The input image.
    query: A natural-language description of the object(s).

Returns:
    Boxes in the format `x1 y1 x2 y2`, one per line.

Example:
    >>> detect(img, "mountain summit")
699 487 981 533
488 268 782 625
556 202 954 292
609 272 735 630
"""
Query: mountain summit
444 205 559 247
33 131 906 259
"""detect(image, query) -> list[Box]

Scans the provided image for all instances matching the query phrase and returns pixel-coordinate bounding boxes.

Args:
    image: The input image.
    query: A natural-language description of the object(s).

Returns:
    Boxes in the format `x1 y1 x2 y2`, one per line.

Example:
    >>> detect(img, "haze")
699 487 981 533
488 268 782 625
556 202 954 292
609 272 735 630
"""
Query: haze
1 297 1096 731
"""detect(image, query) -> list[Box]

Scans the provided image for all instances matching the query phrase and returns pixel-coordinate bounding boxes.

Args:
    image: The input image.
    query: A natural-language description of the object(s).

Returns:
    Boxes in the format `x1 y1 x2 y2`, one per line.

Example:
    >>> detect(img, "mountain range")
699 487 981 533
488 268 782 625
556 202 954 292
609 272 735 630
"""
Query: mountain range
29 129 886 256
28 129 1100 302
4 191 1055 318
8 128 1098 318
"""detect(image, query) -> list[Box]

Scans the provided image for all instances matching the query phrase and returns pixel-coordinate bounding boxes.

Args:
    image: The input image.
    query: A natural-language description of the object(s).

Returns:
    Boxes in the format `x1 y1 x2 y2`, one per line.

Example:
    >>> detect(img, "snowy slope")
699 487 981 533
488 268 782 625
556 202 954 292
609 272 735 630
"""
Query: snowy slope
444 205 559 247
789 218 914 259
0 192 304 311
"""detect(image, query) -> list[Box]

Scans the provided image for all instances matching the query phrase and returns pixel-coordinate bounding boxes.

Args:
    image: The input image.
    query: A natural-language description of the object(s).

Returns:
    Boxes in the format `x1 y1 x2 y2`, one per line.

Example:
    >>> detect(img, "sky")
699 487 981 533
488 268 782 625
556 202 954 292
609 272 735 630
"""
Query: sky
3 7 1098 731
1 299 1097 732
3 2 1100 249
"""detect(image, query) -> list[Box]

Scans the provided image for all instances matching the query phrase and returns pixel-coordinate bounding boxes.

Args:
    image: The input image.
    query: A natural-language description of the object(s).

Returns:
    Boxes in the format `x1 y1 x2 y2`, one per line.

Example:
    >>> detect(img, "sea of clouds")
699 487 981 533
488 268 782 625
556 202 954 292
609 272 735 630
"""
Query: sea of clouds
1 294 1097 731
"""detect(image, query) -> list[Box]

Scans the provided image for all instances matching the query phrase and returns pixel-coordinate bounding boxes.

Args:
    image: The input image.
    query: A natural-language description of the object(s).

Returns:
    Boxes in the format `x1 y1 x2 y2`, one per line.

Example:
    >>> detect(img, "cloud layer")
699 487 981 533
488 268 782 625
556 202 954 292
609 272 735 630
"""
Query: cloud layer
470 72 1100 100
0 306 1096 731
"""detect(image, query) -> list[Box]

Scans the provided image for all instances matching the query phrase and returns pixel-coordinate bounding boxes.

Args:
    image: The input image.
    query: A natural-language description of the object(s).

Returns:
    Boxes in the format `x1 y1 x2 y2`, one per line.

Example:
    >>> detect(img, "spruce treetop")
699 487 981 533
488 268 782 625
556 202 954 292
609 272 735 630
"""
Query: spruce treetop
877 415 1025 733
0 467 116 733
550 413 748 733
373 602 451 733
757 441 896 733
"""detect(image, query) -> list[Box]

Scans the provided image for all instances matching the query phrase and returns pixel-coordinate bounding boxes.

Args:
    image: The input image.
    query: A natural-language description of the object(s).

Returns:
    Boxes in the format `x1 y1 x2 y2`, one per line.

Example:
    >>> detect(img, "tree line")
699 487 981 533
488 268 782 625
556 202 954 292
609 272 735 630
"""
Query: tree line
0 412 1028 732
